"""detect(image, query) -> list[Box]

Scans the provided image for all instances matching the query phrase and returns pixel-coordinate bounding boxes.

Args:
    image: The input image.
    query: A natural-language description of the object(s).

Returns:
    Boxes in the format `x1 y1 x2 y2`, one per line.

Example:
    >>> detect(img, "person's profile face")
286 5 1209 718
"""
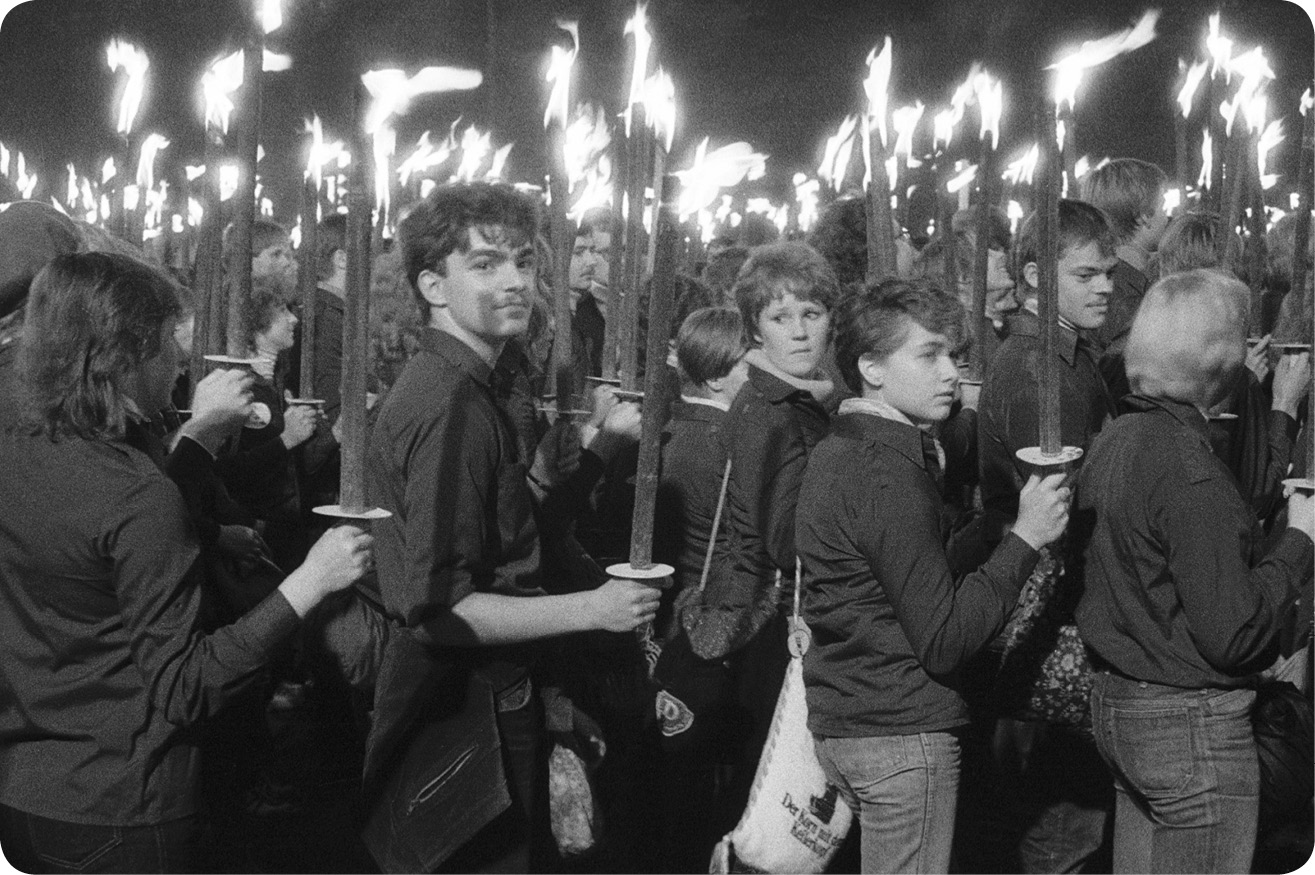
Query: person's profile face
866 318 960 426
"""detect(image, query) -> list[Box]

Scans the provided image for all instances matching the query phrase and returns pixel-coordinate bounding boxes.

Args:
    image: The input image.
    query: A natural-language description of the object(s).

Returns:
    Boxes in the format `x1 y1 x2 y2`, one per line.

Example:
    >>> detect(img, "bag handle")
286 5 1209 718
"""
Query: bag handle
698 456 734 593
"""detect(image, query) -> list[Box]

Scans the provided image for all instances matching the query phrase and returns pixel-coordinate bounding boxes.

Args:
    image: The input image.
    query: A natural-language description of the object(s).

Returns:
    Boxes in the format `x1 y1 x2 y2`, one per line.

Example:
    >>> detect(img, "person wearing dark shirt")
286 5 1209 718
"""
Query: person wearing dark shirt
568 209 611 380
285 214 348 520
1073 269 1315 874
976 199 1120 873
650 307 751 872
0 252 371 874
361 183 659 873
1079 158 1170 399
799 279 1070 874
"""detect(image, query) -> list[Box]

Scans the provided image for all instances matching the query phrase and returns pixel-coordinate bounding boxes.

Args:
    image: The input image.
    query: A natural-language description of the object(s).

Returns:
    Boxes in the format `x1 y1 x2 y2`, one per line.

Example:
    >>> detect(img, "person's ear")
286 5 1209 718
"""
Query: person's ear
1022 261 1039 290
416 269 447 310
857 353 885 391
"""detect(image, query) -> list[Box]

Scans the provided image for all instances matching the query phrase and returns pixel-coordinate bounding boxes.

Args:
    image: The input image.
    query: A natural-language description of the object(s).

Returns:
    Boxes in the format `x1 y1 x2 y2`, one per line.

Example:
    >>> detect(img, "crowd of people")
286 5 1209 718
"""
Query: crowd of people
0 148 1311 875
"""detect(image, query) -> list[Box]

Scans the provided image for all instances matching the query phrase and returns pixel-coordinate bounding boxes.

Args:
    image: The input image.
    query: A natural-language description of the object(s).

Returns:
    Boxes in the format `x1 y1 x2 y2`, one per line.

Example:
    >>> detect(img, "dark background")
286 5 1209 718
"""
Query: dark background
0 0 1311 224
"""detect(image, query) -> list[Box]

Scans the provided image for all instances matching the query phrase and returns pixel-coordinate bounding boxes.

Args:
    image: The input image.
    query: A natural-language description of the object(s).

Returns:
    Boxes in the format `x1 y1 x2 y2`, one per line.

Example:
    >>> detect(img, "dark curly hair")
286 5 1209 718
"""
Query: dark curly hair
397 182 541 322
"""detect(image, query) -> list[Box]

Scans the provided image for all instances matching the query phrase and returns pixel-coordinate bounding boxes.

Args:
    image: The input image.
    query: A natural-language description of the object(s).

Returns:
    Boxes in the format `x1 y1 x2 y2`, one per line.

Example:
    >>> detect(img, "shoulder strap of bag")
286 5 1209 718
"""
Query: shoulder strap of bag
698 456 734 593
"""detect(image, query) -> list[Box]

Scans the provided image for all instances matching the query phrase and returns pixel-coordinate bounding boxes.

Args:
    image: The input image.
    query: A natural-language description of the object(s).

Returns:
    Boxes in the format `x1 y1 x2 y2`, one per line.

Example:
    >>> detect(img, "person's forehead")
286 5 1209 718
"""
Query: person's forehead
762 290 822 311
1060 240 1116 269
897 319 951 350
462 226 531 254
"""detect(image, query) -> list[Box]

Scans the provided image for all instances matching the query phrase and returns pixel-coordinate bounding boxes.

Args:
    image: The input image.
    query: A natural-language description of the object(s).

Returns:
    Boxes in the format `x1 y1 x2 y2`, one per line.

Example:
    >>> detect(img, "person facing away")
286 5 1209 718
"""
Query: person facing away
360 181 660 874
0 252 371 874
798 278 1071 874
1072 268 1315 874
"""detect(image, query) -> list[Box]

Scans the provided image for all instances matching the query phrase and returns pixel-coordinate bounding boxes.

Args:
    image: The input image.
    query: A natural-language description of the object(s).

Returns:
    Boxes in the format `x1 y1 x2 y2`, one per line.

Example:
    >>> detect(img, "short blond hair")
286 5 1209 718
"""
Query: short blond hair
1125 269 1247 409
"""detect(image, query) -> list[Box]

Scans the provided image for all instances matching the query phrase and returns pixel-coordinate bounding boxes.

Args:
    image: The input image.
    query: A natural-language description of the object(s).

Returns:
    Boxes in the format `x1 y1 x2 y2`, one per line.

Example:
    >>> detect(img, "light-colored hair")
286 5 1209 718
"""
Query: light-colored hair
1125 269 1247 409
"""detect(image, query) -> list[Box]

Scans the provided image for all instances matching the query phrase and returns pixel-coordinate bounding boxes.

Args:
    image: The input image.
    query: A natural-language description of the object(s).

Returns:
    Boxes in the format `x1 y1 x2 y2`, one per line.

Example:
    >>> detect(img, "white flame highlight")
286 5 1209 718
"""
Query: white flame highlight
106 39 149 136
1047 9 1159 111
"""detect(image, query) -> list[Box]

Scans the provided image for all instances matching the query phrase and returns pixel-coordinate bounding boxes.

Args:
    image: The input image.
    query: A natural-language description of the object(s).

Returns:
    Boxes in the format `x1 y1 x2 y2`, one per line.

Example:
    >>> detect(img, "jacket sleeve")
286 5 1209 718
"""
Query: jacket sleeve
859 458 1039 680
1154 466 1313 676
110 473 300 726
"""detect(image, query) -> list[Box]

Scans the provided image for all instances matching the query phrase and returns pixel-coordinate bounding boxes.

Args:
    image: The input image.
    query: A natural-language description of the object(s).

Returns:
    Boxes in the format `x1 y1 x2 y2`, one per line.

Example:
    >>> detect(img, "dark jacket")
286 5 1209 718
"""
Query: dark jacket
655 399 732 639
978 309 1116 539
0 422 300 826
800 409 1040 737
1073 395 1314 689
712 365 829 643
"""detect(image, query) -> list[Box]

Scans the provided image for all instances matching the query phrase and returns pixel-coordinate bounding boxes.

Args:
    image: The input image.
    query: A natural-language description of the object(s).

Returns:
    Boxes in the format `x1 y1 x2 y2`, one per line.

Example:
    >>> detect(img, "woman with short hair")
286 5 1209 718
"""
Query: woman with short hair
1073 268 1315 873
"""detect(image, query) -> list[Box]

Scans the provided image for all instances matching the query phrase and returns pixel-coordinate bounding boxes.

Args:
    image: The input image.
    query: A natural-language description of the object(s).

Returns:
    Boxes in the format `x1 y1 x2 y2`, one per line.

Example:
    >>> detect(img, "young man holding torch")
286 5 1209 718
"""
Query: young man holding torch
975 198 1120 874
361 181 659 873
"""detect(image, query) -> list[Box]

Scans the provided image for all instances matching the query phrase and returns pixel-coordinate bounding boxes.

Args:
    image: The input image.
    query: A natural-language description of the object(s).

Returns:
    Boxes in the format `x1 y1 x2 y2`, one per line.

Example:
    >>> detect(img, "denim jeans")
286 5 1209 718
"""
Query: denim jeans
0 805 199 873
813 731 961 874
1090 671 1259 874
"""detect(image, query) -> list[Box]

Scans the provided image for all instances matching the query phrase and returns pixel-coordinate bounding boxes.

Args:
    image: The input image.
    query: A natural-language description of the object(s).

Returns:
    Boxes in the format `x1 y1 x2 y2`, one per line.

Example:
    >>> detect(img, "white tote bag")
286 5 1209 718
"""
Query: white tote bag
711 562 853 874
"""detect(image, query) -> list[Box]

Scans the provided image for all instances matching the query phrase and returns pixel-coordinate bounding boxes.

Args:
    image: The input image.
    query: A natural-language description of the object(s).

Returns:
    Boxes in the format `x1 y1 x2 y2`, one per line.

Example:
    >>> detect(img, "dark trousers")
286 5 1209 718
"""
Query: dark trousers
0 805 200 874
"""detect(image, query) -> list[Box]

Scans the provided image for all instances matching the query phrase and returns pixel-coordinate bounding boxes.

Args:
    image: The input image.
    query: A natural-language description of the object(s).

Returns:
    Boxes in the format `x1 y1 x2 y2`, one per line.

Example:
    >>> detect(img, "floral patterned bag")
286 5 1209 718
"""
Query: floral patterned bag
992 545 1093 734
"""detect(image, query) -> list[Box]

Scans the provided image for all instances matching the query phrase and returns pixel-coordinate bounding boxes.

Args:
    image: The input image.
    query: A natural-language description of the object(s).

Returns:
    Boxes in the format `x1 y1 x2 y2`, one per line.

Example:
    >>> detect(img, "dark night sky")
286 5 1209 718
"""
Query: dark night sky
0 0 1311 225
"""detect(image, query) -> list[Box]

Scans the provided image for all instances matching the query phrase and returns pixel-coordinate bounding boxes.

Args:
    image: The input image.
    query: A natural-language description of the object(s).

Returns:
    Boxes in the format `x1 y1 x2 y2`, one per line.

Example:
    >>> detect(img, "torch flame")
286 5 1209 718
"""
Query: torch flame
1206 13 1233 79
261 0 283 35
1047 9 1160 111
794 173 820 233
106 38 149 136
202 50 244 134
863 37 893 149
644 69 677 153
372 124 395 219
1177 58 1208 119
818 114 859 192
397 132 450 186
15 153 36 200
102 157 116 184
674 138 768 218
135 133 169 191
1197 130 1213 189
624 4 653 117
361 66 483 135
66 164 77 209
1218 47 1274 138
564 103 613 188
263 51 292 72
974 72 1003 149
543 19 578 130
454 126 493 182
487 143 514 181
946 163 978 194
892 102 924 166
1001 143 1039 186
1257 118 1284 189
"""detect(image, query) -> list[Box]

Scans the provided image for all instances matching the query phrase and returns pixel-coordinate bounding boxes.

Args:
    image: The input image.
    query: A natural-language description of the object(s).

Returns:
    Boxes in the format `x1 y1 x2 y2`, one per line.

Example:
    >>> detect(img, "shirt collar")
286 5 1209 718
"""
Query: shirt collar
419 327 494 388
1124 393 1211 441
681 395 730 412
834 404 934 472
1007 308 1082 366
